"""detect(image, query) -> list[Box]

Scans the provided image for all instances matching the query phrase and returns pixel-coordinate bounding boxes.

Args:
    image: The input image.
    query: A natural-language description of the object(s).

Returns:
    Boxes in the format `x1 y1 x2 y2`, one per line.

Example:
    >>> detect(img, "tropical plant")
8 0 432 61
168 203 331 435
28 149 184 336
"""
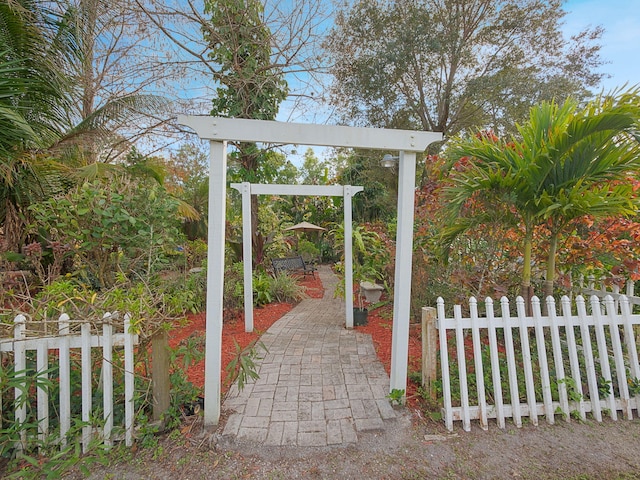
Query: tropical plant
269 272 306 304
444 90 640 300
331 223 390 308
0 1 171 258
0 1 75 254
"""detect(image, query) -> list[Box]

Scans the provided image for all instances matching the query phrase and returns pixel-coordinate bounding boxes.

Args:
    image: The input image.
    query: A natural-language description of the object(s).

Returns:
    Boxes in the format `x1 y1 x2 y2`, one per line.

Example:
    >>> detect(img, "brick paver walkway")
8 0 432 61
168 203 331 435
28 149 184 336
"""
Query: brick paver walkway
221 265 400 447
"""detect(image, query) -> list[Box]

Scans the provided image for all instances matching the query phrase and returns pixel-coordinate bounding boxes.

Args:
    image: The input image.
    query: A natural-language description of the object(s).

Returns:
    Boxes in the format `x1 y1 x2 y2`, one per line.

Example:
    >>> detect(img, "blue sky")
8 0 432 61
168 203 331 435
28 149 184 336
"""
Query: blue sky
281 0 640 164
564 0 640 91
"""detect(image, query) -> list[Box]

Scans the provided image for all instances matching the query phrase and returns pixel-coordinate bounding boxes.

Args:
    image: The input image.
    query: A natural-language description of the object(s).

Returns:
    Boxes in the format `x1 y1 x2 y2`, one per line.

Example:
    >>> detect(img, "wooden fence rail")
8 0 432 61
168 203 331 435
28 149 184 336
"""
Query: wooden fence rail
426 295 640 432
1 312 138 452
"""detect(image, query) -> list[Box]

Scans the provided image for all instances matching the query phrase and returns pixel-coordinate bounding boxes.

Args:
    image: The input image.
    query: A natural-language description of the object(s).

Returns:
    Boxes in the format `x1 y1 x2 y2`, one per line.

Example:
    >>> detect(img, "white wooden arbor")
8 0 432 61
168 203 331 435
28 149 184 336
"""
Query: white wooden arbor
230 182 364 332
177 115 442 426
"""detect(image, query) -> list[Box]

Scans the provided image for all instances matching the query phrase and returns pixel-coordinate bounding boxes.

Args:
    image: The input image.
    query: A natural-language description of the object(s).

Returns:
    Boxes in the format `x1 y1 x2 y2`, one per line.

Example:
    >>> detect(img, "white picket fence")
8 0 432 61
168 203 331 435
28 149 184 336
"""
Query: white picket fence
1 312 138 451
577 275 640 312
436 294 640 432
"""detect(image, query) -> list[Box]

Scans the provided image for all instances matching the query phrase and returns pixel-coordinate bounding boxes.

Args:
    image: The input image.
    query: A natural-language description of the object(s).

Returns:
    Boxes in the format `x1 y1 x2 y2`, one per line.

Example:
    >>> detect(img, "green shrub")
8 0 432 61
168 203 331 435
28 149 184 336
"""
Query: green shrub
184 239 208 271
297 238 320 263
223 262 245 311
270 273 306 303
28 178 185 288
253 270 272 307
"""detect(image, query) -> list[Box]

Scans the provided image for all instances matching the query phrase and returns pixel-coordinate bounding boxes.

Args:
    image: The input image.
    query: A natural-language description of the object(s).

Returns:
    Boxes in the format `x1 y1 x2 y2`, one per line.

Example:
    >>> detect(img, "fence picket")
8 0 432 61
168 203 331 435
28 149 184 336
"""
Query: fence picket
591 295 617 420
124 313 135 447
532 297 554 424
621 296 640 415
14 315 27 450
469 298 488 430
577 296 602 421
102 313 114 447
36 340 49 444
437 297 453 431
485 298 505 428
604 296 632 419
59 314 71 446
81 321 92 453
547 297 569 420
454 305 471 431
604 296 633 419
516 296 538 426
500 297 521 427
561 295 586 421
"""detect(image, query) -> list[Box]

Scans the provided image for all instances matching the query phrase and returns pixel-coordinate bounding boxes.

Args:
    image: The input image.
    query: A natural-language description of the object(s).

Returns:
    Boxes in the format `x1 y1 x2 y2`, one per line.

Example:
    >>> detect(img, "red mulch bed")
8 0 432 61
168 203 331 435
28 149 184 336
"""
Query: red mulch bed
357 301 423 407
168 274 324 390
168 273 423 406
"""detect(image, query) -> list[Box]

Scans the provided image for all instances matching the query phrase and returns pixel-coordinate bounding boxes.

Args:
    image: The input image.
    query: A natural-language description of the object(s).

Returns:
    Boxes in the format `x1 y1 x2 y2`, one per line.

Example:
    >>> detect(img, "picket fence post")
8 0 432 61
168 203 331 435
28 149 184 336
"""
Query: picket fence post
14 314 27 451
421 307 437 400
470 297 488 430
59 314 71 445
103 312 114 447
124 313 135 447
36 332 49 446
81 320 92 452
436 297 453 431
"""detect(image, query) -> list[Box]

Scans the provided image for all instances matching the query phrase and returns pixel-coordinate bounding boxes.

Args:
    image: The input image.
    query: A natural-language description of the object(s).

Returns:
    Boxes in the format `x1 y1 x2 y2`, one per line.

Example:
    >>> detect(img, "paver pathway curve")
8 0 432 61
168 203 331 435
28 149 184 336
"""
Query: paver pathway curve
221 265 402 447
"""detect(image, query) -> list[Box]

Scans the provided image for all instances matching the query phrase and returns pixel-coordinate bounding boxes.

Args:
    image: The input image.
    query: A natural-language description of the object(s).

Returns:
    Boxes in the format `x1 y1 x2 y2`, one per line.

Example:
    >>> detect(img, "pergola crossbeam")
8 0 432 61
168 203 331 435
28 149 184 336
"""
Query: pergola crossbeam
177 116 440 151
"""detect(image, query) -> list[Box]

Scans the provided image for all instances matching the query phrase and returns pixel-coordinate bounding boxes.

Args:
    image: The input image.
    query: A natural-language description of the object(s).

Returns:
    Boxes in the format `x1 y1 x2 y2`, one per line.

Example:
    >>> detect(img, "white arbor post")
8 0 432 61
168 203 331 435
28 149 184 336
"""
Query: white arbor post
390 151 417 399
240 182 253 332
344 185 355 328
204 141 227 426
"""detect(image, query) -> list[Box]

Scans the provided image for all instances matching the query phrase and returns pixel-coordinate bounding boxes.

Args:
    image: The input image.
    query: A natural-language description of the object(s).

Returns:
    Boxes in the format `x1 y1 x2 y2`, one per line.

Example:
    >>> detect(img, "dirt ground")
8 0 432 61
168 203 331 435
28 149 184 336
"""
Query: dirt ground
71 407 640 480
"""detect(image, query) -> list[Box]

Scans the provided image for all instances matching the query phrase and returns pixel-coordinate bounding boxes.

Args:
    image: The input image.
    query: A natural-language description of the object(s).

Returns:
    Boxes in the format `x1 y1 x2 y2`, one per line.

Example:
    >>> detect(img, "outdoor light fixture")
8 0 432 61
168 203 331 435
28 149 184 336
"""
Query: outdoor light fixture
380 154 399 168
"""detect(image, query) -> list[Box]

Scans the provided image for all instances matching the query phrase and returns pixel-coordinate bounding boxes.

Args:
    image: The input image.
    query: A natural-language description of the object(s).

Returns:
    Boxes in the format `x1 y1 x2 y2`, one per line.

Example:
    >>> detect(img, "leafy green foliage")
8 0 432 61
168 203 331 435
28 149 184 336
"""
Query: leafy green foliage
332 223 392 308
253 271 273 307
628 377 640 396
224 339 268 392
443 91 640 299
269 273 306 304
296 239 320 264
597 376 613 399
28 177 184 288
386 388 405 406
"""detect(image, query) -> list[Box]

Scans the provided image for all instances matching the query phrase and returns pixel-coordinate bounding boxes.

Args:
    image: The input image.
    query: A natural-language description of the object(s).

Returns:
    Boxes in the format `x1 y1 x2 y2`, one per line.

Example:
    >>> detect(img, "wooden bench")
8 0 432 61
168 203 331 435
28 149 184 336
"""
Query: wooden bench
271 256 317 277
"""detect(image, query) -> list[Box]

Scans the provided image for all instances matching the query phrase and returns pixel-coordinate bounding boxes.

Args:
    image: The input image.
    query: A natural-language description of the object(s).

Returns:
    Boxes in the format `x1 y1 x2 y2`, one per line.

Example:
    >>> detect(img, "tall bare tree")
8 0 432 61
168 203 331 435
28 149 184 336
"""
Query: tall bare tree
135 0 330 263
134 0 330 122
53 0 179 164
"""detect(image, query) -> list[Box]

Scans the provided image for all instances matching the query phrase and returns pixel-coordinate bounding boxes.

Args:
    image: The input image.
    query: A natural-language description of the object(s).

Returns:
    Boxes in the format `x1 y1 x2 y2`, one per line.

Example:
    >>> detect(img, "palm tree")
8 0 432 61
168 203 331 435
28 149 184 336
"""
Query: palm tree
0 1 74 254
443 90 640 302
0 1 171 257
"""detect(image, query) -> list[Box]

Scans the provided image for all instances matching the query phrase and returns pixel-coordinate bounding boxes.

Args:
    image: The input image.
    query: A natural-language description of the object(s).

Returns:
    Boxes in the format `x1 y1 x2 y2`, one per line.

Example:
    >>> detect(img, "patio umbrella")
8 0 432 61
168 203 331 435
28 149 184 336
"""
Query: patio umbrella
282 221 327 233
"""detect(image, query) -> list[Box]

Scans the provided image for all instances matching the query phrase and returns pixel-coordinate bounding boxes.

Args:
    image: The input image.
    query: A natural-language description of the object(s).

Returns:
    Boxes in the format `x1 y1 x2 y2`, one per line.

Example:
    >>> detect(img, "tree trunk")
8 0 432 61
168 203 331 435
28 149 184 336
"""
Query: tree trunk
520 226 533 314
543 232 559 301
251 193 264 266
3 200 23 258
